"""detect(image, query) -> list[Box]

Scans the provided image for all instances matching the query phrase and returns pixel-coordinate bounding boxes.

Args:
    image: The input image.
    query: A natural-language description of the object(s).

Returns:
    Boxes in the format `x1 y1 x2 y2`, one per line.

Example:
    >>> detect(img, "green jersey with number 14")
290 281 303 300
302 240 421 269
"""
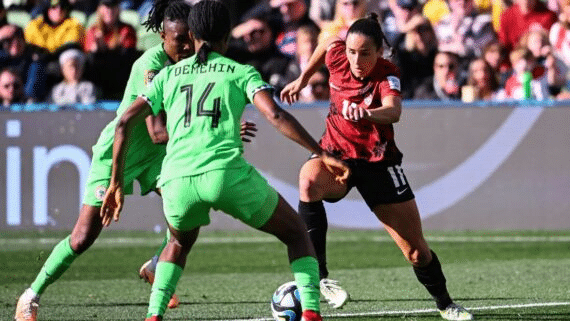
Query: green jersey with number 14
144 52 271 186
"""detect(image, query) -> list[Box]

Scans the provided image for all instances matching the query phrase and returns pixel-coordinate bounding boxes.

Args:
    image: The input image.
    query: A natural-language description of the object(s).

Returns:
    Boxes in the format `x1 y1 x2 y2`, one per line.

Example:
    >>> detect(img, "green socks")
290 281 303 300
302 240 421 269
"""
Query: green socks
30 236 78 295
291 256 320 312
147 261 183 317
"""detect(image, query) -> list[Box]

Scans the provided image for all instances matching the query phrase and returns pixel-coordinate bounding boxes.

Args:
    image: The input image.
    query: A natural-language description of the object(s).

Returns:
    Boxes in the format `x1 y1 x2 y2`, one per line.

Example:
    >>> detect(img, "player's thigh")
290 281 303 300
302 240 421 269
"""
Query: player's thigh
212 165 279 229
372 199 430 263
299 157 348 201
161 177 211 231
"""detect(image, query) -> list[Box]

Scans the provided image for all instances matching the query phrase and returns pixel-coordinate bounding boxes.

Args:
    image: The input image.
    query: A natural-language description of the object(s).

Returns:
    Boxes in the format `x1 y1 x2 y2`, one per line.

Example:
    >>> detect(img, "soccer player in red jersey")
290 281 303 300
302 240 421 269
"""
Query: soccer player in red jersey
281 13 474 321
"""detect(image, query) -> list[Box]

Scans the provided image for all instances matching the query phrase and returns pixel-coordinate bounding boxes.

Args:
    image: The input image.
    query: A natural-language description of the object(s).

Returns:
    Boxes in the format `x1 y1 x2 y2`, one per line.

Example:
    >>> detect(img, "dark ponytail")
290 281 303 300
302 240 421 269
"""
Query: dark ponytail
188 0 231 65
142 0 191 33
347 12 393 58
197 42 213 65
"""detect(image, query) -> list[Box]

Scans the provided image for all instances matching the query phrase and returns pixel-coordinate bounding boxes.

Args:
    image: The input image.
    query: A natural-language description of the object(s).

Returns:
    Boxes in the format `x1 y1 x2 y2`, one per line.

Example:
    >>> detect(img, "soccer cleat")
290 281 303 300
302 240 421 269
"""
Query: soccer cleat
144 315 162 321
301 309 322 321
319 278 349 309
439 303 475 320
139 259 180 309
14 288 39 321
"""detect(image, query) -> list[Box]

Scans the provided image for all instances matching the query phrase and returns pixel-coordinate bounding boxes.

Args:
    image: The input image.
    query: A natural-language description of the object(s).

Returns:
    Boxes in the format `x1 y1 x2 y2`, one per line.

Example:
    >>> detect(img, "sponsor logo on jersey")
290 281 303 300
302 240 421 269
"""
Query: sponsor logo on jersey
387 75 401 91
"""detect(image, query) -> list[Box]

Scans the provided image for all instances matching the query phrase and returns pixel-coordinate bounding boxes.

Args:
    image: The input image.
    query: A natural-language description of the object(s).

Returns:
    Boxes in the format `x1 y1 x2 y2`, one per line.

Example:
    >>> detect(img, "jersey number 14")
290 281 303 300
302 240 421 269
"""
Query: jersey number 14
180 82 221 128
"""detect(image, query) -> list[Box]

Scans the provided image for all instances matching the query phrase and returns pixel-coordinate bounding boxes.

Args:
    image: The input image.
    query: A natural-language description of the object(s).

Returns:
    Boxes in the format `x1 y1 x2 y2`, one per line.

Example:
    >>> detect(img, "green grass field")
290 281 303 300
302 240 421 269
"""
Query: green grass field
2 229 569 320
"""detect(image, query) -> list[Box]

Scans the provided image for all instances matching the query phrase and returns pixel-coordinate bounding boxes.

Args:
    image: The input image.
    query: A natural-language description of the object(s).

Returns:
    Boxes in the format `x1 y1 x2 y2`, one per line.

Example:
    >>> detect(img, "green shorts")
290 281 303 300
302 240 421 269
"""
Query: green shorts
160 165 279 231
82 157 163 207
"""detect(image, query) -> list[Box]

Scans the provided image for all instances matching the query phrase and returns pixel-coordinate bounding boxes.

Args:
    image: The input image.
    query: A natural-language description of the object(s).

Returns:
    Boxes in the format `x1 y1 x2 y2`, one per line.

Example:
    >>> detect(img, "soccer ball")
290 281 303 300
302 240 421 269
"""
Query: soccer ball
271 281 302 321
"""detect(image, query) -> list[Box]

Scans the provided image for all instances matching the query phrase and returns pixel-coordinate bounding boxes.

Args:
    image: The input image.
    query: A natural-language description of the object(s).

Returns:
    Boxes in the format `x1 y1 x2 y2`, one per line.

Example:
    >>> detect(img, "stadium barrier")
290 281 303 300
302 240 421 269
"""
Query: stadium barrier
1 100 569 231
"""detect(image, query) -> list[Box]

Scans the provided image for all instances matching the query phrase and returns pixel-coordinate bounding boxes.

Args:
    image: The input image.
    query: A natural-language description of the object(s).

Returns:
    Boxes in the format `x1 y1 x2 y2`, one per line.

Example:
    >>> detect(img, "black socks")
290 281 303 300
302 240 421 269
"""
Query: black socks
299 200 328 279
413 250 453 310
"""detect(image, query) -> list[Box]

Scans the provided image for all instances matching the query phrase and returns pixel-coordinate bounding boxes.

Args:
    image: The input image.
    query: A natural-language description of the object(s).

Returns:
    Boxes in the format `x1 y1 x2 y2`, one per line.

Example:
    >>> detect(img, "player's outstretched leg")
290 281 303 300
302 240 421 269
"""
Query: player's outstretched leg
299 158 350 309
373 199 474 320
259 195 322 321
139 229 180 309
15 205 103 321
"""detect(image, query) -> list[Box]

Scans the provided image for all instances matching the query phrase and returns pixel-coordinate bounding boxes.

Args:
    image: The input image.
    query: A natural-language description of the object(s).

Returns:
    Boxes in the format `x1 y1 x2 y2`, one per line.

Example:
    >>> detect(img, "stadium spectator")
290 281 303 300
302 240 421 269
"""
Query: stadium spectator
394 21 438 98
414 51 463 100
318 0 369 42
382 0 429 46
284 24 320 98
503 47 550 100
423 0 505 31
50 48 98 105
435 0 497 59
0 24 47 101
84 0 137 53
270 0 318 57
301 67 330 102
0 68 25 108
549 0 570 70
463 57 500 100
309 0 336 27
483 41 511 86
24 0 85 54
230 14 291 95
84 0 138 100
498 0 557 52
519 29 567 93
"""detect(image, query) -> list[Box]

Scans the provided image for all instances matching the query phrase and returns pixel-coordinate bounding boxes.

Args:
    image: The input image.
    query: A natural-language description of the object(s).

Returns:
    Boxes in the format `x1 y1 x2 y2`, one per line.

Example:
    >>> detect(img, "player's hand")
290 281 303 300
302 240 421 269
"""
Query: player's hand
100 182 124 227
240 121 257 143
280 78 307 105
321 154 350 184
342 103 371 122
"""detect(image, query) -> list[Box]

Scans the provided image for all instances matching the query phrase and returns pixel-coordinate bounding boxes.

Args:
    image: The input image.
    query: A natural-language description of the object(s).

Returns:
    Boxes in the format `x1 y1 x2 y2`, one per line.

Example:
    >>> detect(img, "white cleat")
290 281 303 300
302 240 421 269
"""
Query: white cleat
14 288 39 321
319 278 349 309
439 303 475 320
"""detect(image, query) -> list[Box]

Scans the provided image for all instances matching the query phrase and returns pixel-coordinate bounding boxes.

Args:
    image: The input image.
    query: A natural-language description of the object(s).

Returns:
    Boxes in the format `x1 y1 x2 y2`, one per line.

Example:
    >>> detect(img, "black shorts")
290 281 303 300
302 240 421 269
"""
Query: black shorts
326 159 415 210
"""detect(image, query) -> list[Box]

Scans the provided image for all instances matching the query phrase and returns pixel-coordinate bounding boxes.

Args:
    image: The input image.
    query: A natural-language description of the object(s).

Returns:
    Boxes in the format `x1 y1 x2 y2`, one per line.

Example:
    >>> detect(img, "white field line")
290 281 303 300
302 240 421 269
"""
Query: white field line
214 301 570 321
1 235 570 248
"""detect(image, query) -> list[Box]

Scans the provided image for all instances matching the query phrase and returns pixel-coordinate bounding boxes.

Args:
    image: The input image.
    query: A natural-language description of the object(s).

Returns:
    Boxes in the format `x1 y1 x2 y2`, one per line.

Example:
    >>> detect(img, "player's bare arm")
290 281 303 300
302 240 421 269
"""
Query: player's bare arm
101 96 153 226
145 111 169 144
343 95 402 124
280 36 342 104
253 90 349 183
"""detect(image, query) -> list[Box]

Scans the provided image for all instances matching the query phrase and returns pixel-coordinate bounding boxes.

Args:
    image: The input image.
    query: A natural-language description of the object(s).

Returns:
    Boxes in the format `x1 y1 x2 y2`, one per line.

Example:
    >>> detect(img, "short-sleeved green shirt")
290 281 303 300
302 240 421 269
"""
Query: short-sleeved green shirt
143 52 271 186
91 44 171 168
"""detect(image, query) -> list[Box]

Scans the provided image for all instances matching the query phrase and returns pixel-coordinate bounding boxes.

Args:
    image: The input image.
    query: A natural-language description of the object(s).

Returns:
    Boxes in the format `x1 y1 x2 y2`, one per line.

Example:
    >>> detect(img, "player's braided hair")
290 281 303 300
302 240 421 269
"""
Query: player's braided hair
188 0 231 65
347 12 394 58
142 0 191 33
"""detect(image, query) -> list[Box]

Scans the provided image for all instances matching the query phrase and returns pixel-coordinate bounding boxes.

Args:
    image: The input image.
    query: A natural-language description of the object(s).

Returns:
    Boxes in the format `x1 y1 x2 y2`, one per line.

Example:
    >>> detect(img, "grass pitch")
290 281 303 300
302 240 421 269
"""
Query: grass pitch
1 229 569 320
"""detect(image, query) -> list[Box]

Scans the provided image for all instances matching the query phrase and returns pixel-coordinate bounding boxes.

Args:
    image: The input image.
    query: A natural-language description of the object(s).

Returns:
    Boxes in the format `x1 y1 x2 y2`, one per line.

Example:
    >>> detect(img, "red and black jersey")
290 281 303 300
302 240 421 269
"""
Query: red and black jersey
320 40 403 164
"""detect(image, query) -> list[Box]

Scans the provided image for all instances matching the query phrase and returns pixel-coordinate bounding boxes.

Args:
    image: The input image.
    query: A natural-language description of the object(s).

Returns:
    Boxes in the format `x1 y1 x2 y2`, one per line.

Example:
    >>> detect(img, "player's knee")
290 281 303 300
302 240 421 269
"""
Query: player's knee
69 231 95 254
407 248 432 267
299 176 324 202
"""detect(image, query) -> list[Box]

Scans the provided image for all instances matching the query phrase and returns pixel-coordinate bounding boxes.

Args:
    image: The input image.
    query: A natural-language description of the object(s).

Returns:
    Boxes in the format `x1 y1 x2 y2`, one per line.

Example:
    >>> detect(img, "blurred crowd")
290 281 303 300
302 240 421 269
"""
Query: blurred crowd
2 0 570 109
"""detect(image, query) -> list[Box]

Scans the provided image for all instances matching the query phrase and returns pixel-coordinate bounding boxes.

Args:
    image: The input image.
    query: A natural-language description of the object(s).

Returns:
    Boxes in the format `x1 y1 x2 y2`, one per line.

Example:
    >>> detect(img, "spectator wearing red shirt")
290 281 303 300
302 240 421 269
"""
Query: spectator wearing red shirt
84 0 138 100
84 0 137 52
499 0 557 52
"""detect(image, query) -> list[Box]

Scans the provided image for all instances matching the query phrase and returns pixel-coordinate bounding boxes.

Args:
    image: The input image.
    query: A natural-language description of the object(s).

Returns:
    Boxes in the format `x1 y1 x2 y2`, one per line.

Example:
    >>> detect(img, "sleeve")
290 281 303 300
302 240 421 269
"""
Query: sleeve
378 62 402 98
142 68 166 115
324 40 346 73
243 65 273 103
62 20 85 47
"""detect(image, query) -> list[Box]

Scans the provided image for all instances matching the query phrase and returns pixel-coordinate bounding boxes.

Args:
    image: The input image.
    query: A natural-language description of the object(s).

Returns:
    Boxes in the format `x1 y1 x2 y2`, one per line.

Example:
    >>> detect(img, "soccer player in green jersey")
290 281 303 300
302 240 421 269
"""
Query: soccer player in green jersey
13 1 236 320
99 1 350 320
